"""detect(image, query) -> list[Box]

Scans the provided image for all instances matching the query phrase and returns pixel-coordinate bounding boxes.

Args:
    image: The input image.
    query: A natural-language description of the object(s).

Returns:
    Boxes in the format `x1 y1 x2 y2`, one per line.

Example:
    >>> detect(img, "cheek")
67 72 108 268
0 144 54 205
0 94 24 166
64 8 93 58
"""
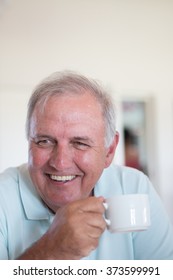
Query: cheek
75 149 106 173
74 150 93 168
28 147 50 168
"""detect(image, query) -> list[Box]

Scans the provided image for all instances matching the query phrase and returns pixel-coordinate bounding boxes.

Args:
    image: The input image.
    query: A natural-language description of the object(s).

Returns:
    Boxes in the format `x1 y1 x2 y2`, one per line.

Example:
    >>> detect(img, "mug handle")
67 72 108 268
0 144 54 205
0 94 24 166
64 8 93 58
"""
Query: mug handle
103 202 111 226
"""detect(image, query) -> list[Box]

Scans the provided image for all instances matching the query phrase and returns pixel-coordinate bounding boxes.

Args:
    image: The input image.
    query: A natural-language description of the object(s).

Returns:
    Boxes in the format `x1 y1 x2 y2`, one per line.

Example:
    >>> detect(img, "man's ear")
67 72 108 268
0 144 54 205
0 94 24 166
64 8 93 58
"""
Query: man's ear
104 132 119 168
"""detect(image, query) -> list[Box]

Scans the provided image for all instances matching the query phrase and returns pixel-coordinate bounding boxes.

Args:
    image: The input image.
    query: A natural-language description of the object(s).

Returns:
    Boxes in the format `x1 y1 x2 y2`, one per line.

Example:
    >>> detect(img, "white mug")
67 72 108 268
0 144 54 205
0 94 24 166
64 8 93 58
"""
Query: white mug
104 194 151 233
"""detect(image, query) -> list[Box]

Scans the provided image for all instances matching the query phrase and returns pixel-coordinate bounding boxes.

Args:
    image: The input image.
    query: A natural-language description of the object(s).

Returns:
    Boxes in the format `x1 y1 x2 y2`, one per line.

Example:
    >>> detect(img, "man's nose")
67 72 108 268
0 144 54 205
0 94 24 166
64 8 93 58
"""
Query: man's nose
49 144 73 170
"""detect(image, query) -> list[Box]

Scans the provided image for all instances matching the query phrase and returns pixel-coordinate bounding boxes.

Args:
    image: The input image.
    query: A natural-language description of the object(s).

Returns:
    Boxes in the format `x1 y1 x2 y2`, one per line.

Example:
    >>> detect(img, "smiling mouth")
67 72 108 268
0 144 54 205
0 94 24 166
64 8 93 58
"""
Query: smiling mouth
49 174 76 183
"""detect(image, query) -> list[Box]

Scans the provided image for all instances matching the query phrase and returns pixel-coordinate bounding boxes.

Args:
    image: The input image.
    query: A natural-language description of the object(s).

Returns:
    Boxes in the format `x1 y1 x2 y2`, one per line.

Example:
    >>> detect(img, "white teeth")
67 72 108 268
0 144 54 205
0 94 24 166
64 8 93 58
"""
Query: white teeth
50 175 76 182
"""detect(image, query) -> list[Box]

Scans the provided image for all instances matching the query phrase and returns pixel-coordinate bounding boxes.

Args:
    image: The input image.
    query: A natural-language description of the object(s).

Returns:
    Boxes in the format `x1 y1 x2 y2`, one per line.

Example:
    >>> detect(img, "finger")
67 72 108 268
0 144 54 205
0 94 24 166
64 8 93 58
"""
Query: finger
77 196 105 214
81 212 106 234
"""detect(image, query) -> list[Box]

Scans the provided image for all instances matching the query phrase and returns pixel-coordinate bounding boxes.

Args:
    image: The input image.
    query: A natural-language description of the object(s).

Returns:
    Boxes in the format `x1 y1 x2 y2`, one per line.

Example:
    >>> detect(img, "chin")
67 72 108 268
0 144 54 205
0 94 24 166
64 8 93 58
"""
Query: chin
47 195 79 210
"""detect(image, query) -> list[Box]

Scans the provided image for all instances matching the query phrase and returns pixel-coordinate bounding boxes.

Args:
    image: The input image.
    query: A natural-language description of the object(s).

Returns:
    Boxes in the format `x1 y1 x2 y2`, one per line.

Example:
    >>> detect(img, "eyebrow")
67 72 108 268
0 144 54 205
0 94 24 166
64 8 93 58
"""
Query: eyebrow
72 136 94 145
31 134 56 141
31 135 94 144
34 134 53 138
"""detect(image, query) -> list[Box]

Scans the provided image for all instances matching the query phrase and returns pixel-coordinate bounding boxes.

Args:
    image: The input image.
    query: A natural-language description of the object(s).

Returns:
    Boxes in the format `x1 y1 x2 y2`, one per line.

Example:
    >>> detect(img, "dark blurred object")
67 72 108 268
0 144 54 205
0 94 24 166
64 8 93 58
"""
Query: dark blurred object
124 128 143 171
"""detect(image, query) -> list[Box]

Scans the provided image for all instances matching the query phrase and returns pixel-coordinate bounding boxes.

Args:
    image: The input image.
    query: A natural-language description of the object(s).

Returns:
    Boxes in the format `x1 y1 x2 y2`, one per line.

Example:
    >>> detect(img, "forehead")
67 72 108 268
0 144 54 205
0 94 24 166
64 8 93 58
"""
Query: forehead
30 92 106 138
36 92 104 121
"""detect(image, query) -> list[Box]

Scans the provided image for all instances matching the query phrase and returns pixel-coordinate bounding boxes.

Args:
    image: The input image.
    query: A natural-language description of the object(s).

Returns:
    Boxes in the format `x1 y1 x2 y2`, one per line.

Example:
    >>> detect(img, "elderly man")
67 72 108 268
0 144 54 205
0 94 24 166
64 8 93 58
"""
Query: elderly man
0 71 173 259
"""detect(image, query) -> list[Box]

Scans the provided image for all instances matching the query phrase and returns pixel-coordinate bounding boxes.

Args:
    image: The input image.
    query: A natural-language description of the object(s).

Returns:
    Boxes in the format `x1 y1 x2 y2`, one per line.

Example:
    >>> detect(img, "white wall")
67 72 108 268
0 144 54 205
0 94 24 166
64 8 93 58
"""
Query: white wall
0 0 173 220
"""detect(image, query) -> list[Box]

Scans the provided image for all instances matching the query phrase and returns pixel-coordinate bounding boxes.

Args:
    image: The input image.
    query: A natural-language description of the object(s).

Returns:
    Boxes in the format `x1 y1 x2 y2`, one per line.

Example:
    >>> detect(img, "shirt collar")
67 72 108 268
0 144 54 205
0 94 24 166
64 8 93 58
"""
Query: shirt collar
18 164 54 221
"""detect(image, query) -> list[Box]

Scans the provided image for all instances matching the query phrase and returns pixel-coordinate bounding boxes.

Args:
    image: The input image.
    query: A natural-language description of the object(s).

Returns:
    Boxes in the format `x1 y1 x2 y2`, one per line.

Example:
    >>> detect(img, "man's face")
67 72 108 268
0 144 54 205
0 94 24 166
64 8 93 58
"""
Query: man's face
28 92 118 211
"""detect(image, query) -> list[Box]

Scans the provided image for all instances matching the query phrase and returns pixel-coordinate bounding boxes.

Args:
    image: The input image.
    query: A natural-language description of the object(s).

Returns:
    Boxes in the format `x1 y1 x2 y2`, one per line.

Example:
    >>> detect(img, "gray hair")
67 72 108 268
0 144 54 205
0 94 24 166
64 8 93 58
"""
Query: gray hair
26 71 117 147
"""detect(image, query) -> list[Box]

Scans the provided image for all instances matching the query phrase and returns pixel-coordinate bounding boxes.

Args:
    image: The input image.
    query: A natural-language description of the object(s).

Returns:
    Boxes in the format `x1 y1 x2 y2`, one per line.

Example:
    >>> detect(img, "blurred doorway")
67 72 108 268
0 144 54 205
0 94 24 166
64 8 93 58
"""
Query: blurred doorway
121 97 156 183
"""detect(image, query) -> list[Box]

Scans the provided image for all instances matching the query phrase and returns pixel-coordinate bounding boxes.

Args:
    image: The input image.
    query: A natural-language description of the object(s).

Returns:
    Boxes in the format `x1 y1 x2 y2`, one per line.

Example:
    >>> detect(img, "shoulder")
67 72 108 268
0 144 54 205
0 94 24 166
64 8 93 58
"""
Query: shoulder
0 166 19 190
95 164 152 197
0 164 29 207
104 164 145 178
0 164 27 190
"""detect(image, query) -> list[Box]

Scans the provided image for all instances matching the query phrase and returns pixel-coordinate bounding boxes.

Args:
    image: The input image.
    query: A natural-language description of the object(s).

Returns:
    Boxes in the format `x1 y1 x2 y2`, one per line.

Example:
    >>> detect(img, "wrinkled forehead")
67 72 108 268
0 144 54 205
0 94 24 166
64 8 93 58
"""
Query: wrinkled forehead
29 93 106 141
29 93 106 135
34 91 104 119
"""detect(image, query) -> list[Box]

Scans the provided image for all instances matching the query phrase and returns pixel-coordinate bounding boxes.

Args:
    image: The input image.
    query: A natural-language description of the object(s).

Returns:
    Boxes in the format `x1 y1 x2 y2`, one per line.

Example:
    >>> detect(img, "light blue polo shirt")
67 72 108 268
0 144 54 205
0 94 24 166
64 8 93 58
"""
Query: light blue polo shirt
0 163 173 259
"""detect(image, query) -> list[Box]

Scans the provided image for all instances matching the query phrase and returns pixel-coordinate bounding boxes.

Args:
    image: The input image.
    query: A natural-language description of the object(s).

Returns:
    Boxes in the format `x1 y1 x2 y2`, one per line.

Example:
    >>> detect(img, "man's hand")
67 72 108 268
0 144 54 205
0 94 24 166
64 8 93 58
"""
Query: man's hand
45 196 106 259
18 196 106 259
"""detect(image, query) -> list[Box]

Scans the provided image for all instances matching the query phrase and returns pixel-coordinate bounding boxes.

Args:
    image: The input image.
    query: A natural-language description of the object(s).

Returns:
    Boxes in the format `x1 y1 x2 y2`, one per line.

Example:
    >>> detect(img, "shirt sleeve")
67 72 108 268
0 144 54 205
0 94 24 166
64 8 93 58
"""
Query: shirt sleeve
132 174 173 260
0 208 9 259
0 239 8 259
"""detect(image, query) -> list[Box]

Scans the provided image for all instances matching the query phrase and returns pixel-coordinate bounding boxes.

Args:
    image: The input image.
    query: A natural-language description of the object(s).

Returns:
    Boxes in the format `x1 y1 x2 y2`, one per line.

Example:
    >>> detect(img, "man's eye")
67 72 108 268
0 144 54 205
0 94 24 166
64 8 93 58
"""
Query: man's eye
74 141 90 150
35 139 55 147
